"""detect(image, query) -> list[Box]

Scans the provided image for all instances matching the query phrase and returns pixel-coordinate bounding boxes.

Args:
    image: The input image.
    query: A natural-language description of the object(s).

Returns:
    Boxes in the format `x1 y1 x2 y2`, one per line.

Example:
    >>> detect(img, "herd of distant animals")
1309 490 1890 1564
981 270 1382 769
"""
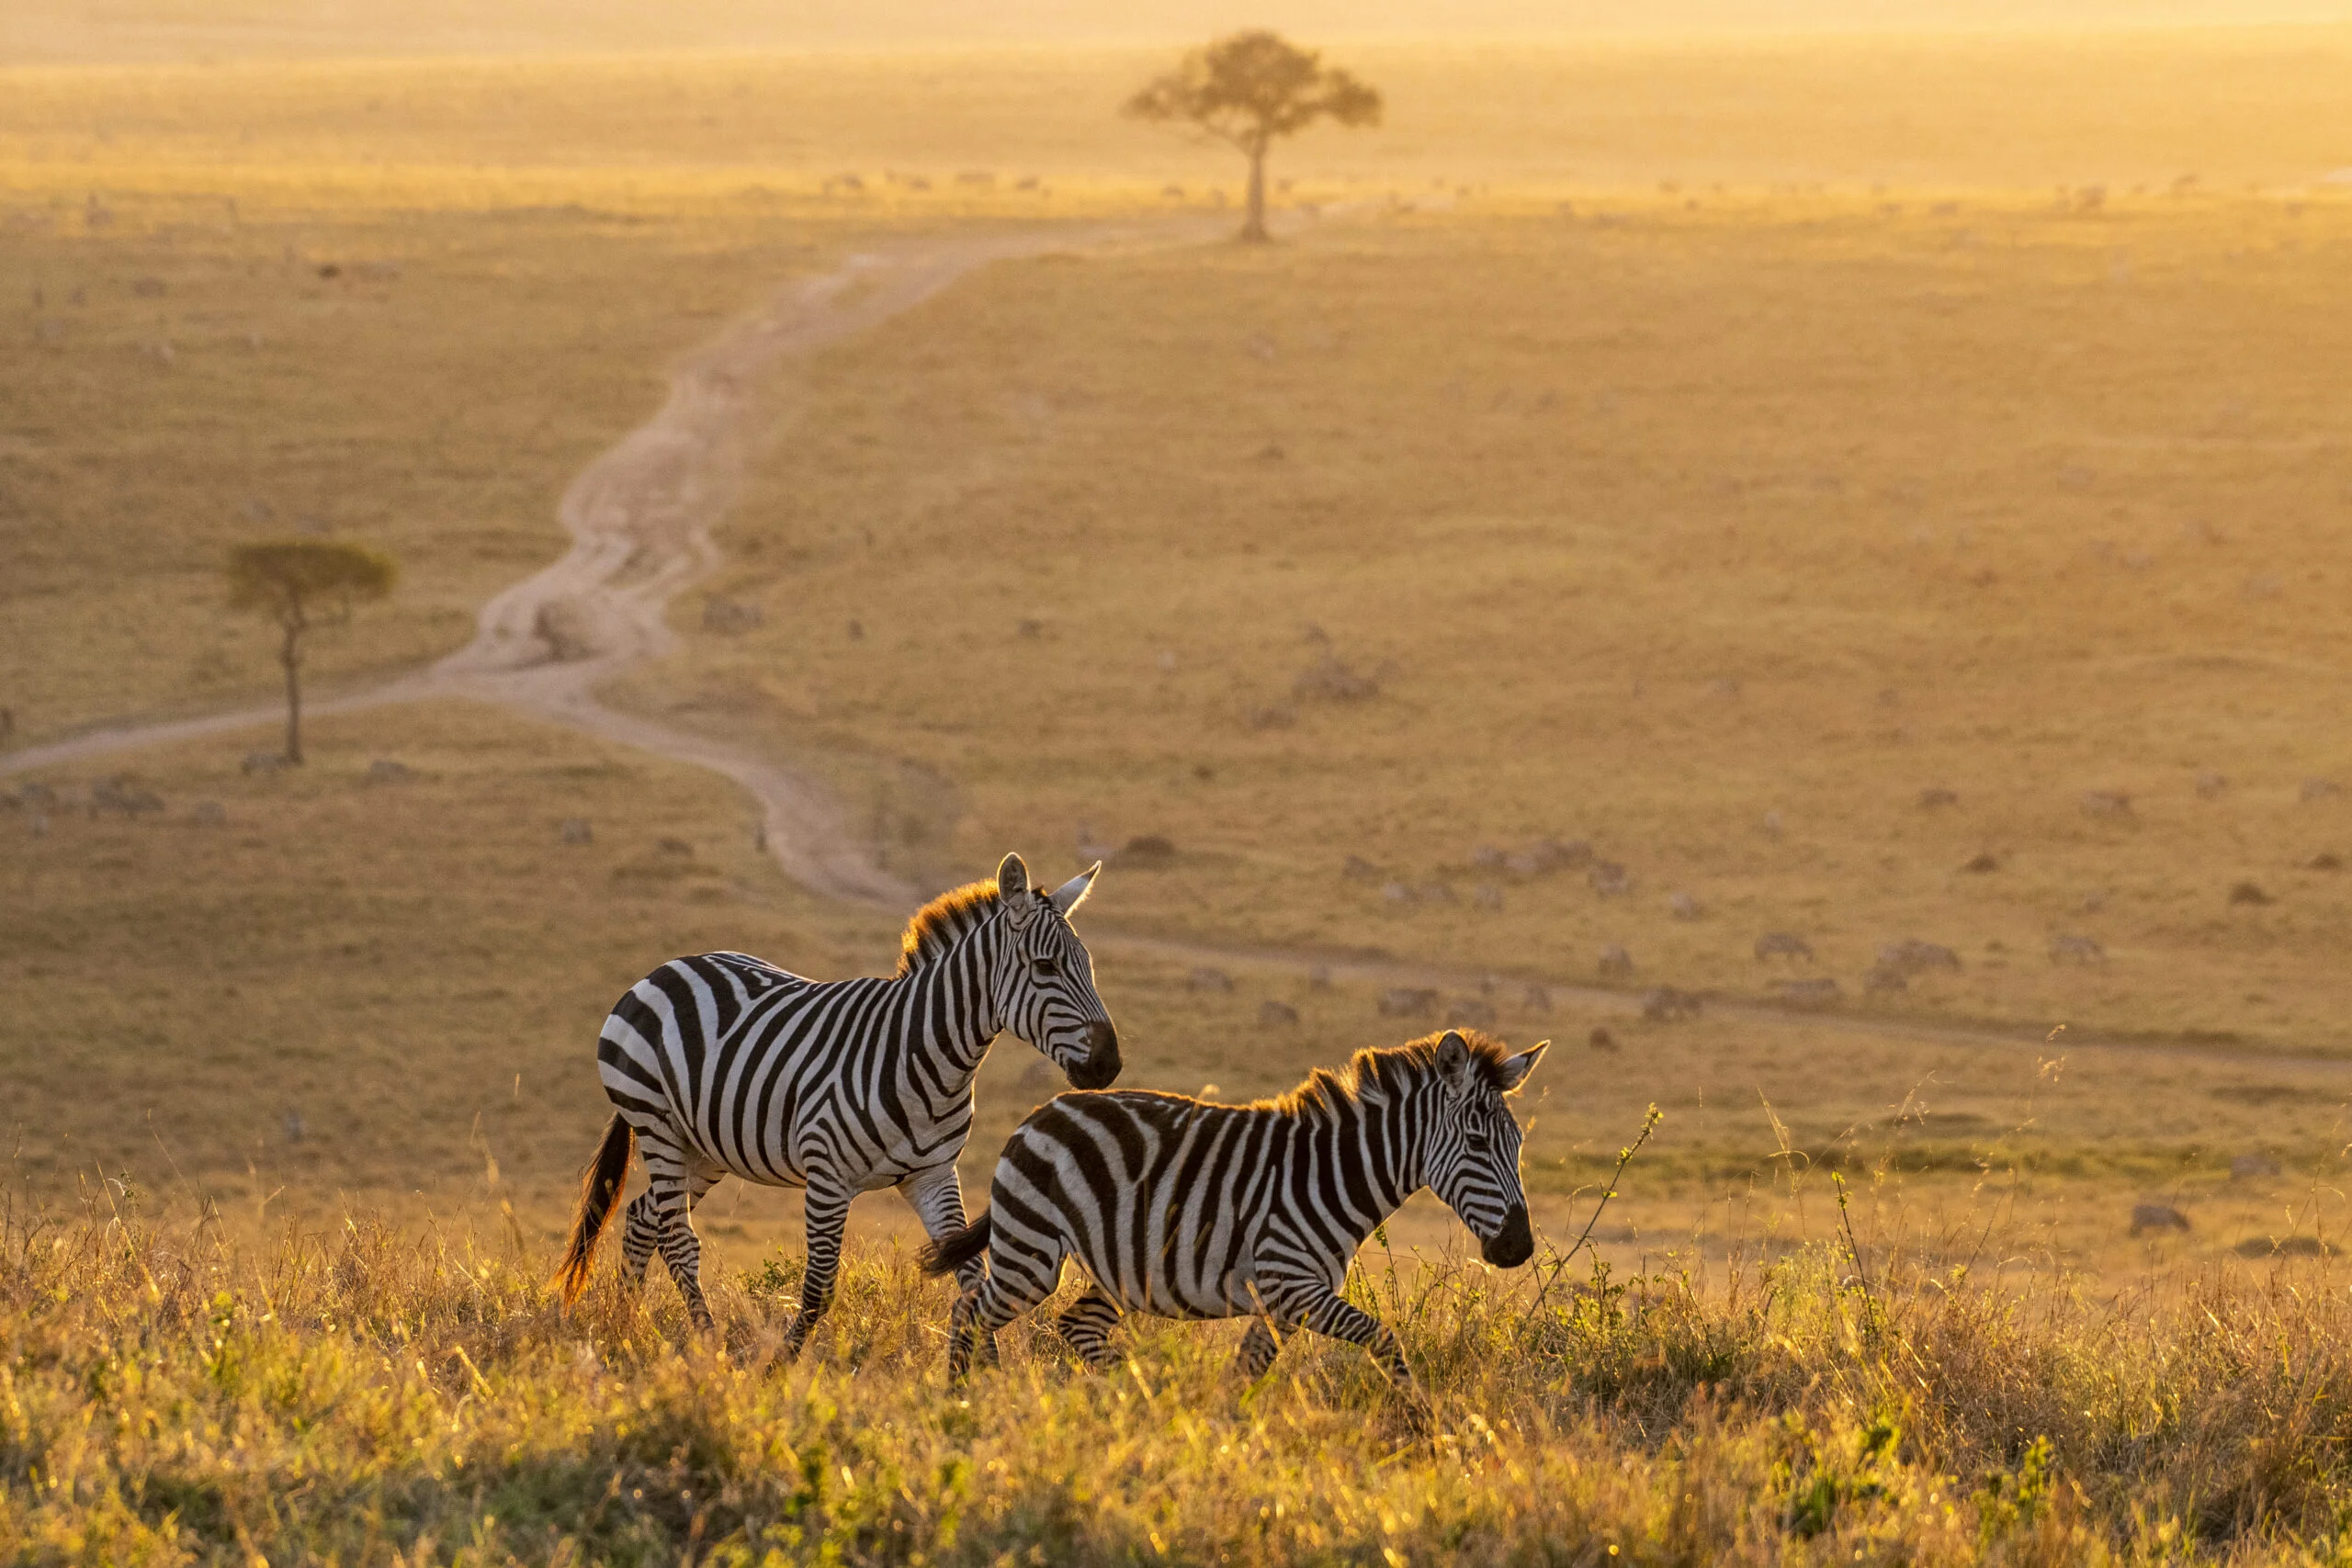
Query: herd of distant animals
555 851 1547 1407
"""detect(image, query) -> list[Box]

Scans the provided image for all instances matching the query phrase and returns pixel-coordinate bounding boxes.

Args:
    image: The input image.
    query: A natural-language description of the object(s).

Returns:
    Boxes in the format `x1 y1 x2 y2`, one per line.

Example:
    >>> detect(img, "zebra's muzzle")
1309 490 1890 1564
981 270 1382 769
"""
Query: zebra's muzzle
1068 1021 1122 1089
1481 1203 1534 1269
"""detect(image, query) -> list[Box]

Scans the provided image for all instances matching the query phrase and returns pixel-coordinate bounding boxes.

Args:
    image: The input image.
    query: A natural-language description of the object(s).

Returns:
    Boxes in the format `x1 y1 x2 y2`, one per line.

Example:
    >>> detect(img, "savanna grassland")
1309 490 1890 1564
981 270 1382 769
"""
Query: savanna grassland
10 28 2352 1562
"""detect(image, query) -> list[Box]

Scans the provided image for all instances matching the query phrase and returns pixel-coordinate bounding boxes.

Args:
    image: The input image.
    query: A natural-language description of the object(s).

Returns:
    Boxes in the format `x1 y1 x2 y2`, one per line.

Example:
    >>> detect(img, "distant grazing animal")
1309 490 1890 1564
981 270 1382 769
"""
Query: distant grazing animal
557 852 1120 1351
2079 791 2133 819
1754 931 1814 963
923 1030 1547 1411
2048 932 2107 964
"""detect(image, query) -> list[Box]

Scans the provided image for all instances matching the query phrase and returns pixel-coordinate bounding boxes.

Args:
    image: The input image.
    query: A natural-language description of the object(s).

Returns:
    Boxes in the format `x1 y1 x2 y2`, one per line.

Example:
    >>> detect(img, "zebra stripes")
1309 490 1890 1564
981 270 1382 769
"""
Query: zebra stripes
922 1029 1547 1401
557 851 1120 1352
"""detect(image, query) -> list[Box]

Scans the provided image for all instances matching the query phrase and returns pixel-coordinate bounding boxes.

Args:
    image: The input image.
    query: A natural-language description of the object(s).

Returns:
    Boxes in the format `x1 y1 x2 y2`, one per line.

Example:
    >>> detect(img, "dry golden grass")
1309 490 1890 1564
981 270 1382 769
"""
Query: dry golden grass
11 1208 2352 1563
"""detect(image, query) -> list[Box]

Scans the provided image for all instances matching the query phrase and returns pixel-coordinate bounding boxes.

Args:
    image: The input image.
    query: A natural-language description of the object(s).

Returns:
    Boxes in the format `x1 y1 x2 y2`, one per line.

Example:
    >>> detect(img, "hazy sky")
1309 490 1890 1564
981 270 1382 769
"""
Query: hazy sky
7 0 2352 65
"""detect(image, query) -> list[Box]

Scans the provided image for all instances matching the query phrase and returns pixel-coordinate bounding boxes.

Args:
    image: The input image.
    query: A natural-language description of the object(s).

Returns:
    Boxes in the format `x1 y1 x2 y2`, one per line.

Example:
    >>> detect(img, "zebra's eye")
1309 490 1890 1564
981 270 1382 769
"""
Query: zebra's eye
1464 1129 1492 1155
1029 956 1058 980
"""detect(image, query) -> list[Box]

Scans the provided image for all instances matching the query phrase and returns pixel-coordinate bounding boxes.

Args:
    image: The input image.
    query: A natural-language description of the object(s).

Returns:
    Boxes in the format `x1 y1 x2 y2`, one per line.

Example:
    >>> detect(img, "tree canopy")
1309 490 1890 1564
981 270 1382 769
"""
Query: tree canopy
227 540 396 625
1125 31 1382 242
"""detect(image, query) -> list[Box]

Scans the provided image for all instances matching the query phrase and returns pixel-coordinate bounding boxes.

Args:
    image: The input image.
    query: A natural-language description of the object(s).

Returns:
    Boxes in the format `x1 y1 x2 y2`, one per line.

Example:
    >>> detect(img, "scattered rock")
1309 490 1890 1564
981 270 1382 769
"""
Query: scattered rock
1473 884 1503 911
2079 790 2134 819
1381 882 1417 905
656 837 695 858
560 818 593 845
1668 890 1702 921
1293 653 1380 702
1530 838 1592 873
1307 966 1332 991
2130 1203 2190 1235
1774 977 1842 1008
2229 881 2272 906
1445 997 1498 1029
13 783 55 808
1917 786 1960 809
89 775 164 816
366 758 413 784
1419 881 1458 905
1642 987 1702 1022
1243 703 1297 730
1471 844 1507 870
1761 810 1785 839
2303 778 2344 803
1754 931 1815 963
1597 944 1634 978
242 751 288 775
1257 999 1300 1029
2081 890 2107 912
2048 932 2107 964
1960 852 2001 874
2230 1153 2284 1181
1587 861 1631 897
1117 834 1176 868
1864 966 1908 994
1187 966 1235 993
1521 984 1553 1016
1016 617 1044 638
1342 855 1382 880
701 595 763 634
1588 1026 1619 1052
1877 939 1962 973
2307 852 2344 872
1378 987 1438 1019
2196 771 2229 800
190 800 226 826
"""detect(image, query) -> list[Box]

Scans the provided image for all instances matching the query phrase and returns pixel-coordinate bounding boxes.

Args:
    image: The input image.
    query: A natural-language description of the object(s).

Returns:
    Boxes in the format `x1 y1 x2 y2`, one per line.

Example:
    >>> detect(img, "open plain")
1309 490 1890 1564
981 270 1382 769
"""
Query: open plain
7 23 2352 1562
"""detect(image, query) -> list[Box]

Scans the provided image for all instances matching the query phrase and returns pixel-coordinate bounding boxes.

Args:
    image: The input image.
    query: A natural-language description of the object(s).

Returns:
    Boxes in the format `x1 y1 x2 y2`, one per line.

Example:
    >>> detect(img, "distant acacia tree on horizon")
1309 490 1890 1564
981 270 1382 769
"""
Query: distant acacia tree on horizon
1125 30 1383 243
227 539 396 765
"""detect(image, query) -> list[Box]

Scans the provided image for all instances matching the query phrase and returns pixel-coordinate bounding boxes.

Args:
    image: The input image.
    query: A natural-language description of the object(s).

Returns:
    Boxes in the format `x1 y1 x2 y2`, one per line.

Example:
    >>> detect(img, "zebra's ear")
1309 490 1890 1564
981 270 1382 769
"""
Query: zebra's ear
1049 862 1102 917
1435 1030 1475 1098
996 852 1031 904
1497 1040 1549 1094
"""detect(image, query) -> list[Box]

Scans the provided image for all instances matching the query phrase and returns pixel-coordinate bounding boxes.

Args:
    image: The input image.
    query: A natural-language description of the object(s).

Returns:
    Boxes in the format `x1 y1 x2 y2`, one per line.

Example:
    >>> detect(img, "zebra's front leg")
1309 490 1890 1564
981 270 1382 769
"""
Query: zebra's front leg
784 1177 854 1360
1272 1281 1426 1428
899 1163 998 1368
1235 1316 1283 1382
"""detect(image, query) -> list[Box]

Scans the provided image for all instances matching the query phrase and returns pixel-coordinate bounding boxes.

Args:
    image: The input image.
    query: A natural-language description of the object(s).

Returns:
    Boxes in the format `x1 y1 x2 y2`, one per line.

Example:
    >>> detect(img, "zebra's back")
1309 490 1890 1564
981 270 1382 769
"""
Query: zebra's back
996 1091 1295 1319
598 952 944 1189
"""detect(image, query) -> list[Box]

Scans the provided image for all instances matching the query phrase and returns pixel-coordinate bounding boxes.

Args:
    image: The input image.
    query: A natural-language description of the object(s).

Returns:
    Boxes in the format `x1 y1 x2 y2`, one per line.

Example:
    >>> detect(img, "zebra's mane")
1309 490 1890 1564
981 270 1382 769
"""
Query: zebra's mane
1265 1029 1518 1120
895 878 1012 976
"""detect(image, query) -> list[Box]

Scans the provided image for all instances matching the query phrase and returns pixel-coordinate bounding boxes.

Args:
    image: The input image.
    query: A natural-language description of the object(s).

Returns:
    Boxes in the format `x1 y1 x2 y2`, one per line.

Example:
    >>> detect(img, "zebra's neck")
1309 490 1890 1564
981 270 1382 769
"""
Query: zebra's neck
896 908 1009 1079
1292 1077 1427 1247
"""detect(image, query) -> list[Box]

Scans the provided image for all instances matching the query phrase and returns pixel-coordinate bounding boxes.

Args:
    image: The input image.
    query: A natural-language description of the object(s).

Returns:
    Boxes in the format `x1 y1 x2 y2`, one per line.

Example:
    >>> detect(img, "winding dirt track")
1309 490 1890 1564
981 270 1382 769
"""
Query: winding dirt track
6 222 2347 1076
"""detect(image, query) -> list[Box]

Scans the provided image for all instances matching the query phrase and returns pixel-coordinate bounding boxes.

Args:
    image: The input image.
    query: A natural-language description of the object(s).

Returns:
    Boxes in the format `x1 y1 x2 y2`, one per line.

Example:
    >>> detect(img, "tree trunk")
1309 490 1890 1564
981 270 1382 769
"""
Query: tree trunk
279 618 305 765
1241 142 1270 243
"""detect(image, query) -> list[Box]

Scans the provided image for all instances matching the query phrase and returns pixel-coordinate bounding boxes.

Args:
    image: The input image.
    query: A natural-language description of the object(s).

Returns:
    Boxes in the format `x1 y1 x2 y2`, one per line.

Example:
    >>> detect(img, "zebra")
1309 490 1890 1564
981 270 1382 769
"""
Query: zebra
922 1028 1547 1411
555 852 1121 1352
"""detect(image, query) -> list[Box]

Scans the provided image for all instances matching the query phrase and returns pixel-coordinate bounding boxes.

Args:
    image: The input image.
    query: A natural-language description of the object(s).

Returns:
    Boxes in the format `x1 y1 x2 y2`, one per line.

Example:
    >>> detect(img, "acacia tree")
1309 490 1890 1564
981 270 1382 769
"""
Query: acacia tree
227 540 395 765
1125 30 1382 243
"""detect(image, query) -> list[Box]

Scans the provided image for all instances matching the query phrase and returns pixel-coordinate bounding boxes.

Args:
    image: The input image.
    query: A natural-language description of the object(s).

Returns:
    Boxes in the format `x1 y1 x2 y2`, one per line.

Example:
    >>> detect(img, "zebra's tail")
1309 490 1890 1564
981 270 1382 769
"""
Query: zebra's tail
918 1211 992 1277
554 1112 634 1310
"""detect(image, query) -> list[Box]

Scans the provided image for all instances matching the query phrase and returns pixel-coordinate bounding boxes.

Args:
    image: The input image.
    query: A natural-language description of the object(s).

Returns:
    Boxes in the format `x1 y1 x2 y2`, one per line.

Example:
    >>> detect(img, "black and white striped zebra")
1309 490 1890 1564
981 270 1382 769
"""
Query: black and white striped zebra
556 852 1121 1351
922 1028 1546 1403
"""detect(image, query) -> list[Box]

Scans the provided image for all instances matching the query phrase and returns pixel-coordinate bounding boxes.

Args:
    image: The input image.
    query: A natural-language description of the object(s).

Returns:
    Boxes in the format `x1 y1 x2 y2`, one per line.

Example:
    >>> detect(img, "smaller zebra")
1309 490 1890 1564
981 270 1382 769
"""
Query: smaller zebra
922 1029 1547 1409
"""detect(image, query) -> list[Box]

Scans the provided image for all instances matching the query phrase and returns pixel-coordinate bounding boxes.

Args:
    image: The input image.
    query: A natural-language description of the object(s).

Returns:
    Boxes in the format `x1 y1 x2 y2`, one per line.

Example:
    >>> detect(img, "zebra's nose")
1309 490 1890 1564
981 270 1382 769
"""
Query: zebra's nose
1481 1204 1533 1269
1068 1021 1121 1089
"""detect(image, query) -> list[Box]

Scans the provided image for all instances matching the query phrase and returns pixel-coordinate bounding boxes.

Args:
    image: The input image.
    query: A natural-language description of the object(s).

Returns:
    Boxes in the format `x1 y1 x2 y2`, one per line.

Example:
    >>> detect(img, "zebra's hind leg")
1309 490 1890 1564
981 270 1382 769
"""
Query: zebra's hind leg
618 1190 662 1289
1053 1284 1125 1370
948 1233 1066 1382
636 1135 720 1331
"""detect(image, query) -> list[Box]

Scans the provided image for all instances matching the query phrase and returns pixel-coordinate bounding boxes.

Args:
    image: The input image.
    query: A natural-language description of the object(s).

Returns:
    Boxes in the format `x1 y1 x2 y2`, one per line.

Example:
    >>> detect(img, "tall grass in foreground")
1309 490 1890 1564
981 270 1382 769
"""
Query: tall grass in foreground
6 1201 2352 1564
